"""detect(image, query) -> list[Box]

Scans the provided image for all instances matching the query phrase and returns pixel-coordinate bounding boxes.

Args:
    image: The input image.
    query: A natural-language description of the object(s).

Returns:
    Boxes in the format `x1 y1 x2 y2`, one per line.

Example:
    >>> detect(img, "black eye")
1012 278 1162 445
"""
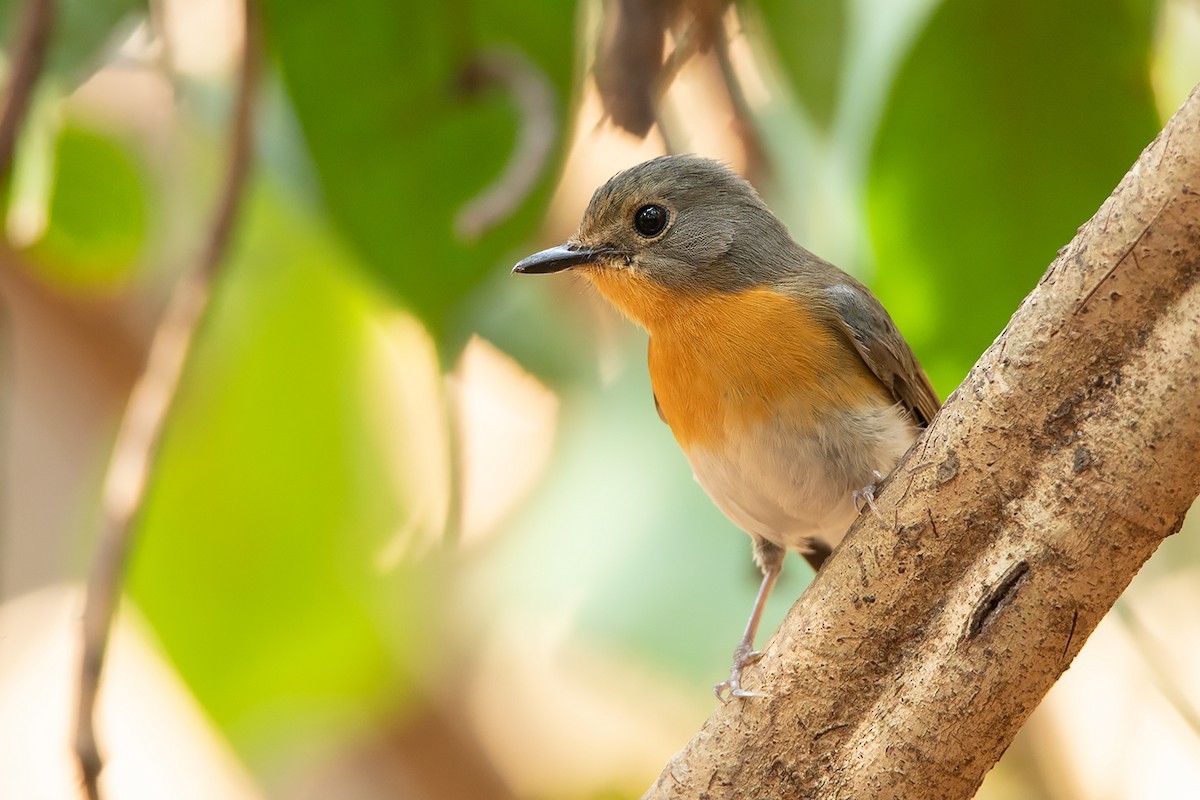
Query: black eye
633 204 668 237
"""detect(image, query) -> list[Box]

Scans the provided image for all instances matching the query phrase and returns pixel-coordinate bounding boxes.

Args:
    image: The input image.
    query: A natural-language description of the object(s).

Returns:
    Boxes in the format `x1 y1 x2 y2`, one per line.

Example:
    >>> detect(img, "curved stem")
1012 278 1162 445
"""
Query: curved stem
73 2 261 797
453 48 558 241
0 0 55 218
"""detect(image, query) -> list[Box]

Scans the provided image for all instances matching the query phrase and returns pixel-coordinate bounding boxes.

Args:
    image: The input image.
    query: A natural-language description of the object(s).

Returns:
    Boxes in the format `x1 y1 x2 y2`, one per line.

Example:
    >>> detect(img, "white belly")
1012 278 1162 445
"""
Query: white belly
686 403 917 553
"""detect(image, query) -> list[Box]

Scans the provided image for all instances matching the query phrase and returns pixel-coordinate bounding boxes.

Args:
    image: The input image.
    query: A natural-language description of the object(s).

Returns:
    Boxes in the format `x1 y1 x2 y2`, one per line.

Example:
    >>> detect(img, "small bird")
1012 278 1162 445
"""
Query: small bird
513 155 938 699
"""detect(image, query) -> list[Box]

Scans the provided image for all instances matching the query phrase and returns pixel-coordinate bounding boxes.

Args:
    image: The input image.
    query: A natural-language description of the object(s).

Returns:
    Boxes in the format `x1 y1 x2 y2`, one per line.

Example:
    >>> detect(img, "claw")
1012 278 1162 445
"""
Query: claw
852 485 880 515
714 644 767 702
853 470 887 517
714 680 766 701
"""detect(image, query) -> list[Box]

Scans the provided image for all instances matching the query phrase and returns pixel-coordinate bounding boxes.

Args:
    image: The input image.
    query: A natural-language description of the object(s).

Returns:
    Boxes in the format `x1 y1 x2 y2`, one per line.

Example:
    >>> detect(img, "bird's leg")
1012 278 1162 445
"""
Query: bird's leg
714 539 784 702
853 470 887 517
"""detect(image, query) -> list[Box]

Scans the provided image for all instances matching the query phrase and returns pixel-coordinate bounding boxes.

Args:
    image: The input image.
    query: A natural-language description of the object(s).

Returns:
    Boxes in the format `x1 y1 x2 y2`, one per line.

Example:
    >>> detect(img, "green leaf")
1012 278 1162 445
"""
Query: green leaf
868 0 1160 394
129 184 437 763
262 0 577 343
750 0 847 129
29 124 147 287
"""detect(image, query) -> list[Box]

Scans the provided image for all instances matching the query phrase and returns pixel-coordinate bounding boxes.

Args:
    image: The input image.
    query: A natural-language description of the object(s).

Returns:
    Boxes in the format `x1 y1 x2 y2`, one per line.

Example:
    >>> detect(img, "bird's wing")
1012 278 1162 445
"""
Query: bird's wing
823 283 941 427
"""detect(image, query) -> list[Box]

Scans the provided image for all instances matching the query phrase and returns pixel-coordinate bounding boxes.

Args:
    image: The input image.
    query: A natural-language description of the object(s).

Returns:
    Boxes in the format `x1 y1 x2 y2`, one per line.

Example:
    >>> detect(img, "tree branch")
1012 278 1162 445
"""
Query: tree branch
644 84 1200 799
72 2 261 797
0 0 54 193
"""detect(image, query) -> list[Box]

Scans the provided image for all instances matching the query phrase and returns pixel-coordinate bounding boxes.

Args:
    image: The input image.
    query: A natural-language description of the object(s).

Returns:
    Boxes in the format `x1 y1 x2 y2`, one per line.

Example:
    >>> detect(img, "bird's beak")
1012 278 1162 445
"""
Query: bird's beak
512 244 600 275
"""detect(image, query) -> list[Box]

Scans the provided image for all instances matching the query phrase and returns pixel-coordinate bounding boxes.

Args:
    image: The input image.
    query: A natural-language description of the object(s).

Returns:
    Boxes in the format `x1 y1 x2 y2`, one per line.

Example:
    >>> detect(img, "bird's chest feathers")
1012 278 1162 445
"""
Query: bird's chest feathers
646 288 881 450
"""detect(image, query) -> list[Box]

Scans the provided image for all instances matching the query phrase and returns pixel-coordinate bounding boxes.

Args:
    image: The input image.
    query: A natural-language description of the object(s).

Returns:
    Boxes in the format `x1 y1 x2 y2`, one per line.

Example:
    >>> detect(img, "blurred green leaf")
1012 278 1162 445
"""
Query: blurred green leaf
29 124 146 287
129 184 436 763
460 274 602 386
263 0 577 344
750 0 847 129
868 0 1160 394
0 0 146 86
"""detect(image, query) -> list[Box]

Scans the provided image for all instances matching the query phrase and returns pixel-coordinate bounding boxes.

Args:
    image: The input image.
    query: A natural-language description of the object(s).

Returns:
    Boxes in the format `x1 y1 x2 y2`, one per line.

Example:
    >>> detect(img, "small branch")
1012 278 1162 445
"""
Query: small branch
650 22 701 154
656 20 702 103
0 0 55 195
711 10 766 180
454 48 557 241
654 113 681 156
72 1 261 797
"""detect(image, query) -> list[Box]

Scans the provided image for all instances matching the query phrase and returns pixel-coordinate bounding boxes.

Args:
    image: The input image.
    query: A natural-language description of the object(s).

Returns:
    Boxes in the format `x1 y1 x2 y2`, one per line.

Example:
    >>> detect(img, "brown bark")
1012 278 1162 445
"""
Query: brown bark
643 86 1200 799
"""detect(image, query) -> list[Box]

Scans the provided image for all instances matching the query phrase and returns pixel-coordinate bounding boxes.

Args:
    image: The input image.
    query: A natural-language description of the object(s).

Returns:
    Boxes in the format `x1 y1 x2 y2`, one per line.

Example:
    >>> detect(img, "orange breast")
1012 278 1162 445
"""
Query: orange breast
586 269 887 450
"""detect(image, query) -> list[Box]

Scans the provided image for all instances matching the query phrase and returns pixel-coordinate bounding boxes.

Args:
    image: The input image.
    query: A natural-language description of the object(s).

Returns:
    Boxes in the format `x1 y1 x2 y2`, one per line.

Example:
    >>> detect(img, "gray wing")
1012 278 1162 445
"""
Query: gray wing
824 283 940 427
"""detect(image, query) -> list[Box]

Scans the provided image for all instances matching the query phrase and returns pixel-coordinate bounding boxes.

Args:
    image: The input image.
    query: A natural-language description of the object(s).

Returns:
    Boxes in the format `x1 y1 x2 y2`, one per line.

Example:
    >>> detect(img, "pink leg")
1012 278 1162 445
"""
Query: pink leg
714 541 784 701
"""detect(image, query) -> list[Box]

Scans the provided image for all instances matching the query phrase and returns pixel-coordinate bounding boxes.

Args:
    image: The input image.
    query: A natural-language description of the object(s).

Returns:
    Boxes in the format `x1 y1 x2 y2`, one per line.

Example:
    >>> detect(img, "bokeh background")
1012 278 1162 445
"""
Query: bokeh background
3 0 1200 798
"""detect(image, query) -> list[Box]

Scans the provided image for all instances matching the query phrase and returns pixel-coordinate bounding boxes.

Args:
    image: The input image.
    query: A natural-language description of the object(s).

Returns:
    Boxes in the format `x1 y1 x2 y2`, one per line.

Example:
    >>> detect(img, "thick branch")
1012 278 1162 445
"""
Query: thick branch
644 86 1200 799
73 2 260 797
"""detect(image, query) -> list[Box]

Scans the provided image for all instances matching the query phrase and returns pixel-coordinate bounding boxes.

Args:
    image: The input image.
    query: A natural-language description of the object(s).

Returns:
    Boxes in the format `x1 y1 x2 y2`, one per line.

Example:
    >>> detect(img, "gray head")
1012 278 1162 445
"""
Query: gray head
513 155 799 296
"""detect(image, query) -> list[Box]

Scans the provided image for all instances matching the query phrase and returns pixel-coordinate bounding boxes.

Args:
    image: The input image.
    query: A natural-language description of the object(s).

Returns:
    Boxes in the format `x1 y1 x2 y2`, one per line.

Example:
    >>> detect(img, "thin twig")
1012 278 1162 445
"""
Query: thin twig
655 112 681 155
72 1 260 797
656 19 701 104
652 23 702 154
454 48 557 241
0 0 55 196
711 10 767 181
0 0 49 604
0 292 9 602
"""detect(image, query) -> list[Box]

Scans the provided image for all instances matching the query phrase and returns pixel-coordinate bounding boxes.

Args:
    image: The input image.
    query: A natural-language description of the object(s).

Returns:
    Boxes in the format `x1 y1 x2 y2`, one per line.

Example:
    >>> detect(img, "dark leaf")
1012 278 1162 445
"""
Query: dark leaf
263 0 576 343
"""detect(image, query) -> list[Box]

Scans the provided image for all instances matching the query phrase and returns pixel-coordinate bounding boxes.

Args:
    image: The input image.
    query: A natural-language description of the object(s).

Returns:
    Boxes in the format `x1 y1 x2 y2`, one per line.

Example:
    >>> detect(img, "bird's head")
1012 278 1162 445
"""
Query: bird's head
514 155 793 327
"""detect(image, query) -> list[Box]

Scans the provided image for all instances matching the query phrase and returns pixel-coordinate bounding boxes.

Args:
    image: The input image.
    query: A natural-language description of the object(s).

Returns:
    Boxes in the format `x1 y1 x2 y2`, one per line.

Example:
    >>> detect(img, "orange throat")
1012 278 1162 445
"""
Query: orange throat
581 266 677 329
583 268 887 450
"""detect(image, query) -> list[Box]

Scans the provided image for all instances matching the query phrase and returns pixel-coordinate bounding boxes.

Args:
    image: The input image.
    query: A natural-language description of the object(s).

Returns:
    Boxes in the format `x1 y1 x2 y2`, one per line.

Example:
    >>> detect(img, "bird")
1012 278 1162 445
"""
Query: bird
512 155 939 700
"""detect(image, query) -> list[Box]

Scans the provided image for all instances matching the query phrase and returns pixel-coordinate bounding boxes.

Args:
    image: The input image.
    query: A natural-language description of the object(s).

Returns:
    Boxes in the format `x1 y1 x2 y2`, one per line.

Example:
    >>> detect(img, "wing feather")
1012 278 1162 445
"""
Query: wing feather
823 283 940 427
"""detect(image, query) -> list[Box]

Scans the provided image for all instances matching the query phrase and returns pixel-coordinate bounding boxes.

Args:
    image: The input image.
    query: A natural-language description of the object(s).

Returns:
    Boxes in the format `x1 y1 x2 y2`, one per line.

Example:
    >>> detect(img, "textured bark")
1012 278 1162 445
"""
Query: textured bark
643 86 1200 800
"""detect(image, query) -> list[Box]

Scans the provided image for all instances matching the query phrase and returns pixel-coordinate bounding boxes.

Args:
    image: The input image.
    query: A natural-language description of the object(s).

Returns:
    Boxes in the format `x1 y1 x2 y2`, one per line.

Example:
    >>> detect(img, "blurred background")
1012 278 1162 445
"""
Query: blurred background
2 0 1200 797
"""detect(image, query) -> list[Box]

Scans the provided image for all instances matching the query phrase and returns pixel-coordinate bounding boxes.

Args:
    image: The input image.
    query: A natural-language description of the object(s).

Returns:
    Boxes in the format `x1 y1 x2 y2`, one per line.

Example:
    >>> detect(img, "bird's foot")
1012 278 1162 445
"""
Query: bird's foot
713 643 767 702
853 471 887 517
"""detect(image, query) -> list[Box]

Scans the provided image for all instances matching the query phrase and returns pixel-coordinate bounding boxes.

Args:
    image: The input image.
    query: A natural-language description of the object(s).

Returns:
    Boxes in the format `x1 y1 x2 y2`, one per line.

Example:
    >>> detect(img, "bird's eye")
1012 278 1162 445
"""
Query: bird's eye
633 204 668 238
